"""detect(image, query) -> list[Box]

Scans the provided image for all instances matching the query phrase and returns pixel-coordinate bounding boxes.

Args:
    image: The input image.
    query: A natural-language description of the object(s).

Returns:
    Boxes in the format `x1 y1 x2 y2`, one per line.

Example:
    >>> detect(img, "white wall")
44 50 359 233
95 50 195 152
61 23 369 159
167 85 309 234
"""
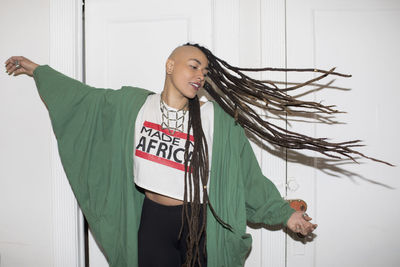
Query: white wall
286 1 400 266
0 0 54 267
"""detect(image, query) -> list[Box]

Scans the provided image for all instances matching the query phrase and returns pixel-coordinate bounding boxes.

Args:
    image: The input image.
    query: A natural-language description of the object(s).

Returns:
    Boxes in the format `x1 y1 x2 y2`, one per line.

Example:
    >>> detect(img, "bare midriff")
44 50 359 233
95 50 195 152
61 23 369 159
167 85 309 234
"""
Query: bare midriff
145 190 184 206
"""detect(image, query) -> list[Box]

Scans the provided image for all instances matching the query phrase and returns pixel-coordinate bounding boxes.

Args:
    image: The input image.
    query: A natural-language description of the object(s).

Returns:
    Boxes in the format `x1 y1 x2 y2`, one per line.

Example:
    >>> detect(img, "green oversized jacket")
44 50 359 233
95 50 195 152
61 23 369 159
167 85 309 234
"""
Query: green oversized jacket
33 65 295 267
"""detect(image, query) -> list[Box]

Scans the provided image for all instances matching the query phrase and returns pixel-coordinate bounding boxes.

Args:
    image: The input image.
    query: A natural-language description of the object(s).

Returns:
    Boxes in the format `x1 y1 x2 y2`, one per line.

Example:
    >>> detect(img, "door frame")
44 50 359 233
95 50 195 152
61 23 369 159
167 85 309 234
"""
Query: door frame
49 0 85 266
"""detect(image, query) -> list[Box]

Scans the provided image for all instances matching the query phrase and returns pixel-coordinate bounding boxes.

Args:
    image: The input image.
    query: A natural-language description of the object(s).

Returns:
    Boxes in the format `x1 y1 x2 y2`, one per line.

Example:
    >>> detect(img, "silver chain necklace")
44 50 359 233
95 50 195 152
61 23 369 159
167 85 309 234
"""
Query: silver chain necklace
159 95 188 135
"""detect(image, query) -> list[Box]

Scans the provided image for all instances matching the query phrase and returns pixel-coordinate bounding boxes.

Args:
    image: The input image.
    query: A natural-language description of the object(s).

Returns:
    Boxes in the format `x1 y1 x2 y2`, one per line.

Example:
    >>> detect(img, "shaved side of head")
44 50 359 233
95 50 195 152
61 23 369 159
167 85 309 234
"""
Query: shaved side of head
168 45 208 64
165 45 209 78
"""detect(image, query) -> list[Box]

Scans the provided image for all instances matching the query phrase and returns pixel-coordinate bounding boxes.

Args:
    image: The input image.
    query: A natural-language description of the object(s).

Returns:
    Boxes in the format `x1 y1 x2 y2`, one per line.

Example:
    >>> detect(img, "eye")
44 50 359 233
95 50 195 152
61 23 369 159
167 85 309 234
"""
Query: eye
190 65 198 70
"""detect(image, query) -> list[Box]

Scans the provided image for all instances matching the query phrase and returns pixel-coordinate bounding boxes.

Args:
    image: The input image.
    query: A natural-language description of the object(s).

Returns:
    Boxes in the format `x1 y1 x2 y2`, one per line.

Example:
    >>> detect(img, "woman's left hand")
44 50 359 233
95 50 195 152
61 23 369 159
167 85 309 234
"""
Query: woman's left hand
286 211 317 236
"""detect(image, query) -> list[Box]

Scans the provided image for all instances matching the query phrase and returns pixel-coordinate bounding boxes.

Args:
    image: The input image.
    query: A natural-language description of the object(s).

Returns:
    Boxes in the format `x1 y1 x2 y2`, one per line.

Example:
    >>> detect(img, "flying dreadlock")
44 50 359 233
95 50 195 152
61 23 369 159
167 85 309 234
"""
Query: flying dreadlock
191 43 392 165
178 43 392 267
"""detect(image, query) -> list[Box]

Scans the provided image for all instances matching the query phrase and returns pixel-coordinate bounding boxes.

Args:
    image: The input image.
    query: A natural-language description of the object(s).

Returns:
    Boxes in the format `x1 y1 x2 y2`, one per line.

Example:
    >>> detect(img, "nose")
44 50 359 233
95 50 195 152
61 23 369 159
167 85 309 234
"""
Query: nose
197 70 205 82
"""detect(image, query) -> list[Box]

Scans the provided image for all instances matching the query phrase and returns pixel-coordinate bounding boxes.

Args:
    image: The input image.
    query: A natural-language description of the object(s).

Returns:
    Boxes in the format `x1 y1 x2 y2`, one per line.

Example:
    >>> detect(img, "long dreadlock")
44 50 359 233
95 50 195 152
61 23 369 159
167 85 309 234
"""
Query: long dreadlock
178 42 392 267
180 95 211 267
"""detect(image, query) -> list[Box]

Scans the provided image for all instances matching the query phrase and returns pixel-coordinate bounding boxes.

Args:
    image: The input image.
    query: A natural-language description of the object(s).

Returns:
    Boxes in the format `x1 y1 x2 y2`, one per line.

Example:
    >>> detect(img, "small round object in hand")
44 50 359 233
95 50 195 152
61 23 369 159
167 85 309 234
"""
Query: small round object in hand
14 60 21 69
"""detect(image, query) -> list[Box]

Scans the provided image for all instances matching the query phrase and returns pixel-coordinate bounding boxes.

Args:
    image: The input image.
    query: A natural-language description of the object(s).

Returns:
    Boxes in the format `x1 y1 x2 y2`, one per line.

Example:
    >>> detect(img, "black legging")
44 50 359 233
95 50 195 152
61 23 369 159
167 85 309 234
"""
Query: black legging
138 196 207 267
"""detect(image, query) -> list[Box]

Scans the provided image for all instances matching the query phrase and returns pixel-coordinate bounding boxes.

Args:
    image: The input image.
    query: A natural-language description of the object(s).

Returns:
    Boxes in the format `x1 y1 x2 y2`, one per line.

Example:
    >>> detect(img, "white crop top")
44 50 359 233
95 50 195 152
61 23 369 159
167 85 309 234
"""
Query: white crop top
134 93 214 202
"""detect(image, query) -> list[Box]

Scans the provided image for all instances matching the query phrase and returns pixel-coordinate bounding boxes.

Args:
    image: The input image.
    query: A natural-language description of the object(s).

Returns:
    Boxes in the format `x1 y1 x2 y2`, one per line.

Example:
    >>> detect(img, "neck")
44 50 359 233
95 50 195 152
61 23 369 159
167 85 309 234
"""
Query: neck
161 88 189 111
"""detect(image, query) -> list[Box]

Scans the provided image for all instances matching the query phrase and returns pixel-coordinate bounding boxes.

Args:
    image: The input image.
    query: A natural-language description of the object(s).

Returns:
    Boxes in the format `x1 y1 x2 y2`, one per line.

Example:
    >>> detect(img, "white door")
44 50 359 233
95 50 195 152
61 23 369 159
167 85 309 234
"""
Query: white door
84 0 282 266
286 1 400 267
84 2 210 265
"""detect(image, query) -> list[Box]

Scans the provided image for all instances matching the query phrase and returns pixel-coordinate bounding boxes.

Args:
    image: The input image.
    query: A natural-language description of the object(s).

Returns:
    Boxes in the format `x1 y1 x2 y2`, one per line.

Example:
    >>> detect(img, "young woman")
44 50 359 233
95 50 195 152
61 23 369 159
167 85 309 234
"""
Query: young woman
7 43 368 267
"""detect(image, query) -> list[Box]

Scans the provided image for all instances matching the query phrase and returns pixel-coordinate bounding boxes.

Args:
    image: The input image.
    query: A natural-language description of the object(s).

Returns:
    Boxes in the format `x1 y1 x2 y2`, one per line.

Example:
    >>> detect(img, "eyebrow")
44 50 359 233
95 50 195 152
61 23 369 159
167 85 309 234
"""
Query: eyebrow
189 58 209 70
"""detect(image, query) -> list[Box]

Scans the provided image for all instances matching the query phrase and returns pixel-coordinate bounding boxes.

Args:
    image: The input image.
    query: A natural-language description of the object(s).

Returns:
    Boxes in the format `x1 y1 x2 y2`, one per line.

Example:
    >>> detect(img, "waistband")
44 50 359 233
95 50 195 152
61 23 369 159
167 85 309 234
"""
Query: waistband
143 196 184 211
143 196 206 212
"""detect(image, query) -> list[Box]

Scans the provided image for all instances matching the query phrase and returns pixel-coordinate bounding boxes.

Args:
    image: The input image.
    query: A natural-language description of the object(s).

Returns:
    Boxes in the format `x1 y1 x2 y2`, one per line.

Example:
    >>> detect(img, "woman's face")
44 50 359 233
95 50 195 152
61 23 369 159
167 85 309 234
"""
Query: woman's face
166 46 209 100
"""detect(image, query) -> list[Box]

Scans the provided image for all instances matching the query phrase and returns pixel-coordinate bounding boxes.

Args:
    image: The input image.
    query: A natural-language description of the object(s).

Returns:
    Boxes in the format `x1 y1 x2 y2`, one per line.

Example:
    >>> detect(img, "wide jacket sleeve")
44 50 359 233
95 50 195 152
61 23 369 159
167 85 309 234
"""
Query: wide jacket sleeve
33 65 110 133
33 65 153 266
33 65 115 220
240 133 295 226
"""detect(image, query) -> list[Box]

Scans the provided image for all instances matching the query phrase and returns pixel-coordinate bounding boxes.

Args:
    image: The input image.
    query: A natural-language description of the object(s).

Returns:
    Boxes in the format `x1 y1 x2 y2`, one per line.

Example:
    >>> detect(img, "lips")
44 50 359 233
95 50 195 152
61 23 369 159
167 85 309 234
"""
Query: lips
189 82 201 90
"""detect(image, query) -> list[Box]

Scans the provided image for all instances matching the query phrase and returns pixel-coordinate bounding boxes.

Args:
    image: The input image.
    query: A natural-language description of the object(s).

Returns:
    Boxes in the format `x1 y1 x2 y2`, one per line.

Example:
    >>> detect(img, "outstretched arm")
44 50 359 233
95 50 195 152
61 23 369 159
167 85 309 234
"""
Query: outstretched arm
240 133 317 236
5 56 110 127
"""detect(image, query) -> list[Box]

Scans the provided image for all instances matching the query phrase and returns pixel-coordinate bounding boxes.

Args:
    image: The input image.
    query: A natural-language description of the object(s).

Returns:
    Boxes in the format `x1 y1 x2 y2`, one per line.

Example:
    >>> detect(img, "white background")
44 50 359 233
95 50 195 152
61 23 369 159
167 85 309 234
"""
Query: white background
0 1 54 266
1 0 399 266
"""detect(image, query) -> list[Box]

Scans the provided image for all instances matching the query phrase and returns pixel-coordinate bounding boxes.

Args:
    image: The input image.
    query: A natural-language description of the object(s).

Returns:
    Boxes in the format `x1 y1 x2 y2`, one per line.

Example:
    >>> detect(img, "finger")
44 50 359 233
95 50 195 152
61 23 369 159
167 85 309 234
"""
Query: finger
301 212 312 221
298 222 309 233
4 56 15 65
301 222 312 234
4 57 13 65
5 56 19 65
5 59 17 71
294 223 307 237
7 65 18 75
303 226 313 235
8 65 25 76
5 62 17 73
6 66 14 75
303 228 315 236
5 62 13 69
296 232 305 238
13 68 26 76
303 223 318 235
303 215 312 221
5 56 25 67
5 61 14 72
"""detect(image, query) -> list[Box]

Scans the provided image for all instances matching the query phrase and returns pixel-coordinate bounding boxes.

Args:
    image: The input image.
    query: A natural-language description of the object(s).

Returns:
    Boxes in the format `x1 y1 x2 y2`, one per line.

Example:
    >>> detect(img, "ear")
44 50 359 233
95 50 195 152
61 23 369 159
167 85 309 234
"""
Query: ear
166 59 174 74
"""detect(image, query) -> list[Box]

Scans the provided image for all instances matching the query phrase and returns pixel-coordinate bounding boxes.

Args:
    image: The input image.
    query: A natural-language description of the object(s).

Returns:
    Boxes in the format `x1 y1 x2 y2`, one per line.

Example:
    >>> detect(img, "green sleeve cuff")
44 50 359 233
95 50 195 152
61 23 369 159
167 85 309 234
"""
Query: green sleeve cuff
282 205 296 226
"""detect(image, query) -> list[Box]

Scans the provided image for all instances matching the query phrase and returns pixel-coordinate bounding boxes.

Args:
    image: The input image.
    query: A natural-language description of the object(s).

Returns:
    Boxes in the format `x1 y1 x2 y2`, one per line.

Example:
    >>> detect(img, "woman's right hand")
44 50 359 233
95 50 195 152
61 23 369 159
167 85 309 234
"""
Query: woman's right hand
5 56 40 77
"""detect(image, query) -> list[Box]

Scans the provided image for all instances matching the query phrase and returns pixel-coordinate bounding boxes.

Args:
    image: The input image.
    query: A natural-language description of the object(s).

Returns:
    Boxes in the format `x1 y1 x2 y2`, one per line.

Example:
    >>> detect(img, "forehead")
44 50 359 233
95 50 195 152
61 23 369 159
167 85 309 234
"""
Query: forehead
170 46 208 66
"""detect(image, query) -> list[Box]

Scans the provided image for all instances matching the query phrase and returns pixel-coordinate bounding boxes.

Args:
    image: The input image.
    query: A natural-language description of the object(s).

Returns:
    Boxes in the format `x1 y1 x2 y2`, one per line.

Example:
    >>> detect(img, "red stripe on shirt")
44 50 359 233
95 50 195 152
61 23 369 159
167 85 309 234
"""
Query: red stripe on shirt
143 121 194 142
135 150 191 172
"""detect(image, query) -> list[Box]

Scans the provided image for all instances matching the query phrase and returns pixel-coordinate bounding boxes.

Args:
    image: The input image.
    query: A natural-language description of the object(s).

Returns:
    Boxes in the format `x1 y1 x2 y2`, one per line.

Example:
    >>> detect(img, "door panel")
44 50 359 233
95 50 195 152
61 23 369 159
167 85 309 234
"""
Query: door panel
85 0 213 92
85 2 213 264
286 1 400 266
85 1 277 266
